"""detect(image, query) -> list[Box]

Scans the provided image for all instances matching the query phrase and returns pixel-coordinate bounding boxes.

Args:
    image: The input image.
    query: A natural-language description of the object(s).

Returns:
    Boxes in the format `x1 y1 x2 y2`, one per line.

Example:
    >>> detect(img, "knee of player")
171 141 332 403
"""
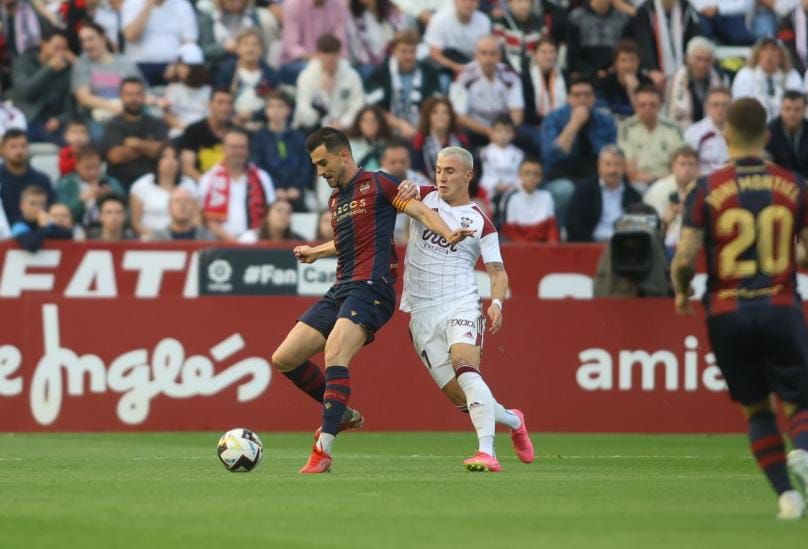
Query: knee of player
323 345 349 366
441 379 467 407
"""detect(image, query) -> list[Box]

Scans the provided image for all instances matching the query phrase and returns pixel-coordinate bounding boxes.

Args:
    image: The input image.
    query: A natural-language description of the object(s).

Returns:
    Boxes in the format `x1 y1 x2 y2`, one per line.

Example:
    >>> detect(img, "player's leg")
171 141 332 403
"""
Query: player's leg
271 321 327 402
708 312 799 517
441 377 522 430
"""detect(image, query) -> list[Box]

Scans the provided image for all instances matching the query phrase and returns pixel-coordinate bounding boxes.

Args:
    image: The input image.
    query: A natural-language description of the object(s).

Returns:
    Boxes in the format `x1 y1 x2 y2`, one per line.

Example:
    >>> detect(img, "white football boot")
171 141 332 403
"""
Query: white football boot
777 490 806 520
787 448 808 498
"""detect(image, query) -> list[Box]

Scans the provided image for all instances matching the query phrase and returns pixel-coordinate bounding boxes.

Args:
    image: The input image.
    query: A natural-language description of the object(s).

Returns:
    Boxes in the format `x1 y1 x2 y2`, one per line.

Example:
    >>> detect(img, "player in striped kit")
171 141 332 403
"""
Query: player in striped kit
400 146 534 472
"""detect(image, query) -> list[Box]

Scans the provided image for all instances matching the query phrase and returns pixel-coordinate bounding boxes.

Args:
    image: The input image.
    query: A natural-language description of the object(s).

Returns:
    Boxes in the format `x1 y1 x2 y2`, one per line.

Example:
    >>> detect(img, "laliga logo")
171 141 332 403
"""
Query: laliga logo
0 304 271 425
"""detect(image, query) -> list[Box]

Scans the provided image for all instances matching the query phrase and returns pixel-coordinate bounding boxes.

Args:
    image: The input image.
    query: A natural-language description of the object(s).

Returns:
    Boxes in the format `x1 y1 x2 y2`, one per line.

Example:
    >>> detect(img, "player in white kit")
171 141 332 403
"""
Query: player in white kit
399 147 535 472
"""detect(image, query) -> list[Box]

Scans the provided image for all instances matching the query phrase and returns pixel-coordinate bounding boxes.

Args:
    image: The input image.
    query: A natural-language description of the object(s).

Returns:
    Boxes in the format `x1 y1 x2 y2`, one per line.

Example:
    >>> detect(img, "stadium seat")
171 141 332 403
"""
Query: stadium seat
28 143 61 185
538 274 594 299
291 212 318 241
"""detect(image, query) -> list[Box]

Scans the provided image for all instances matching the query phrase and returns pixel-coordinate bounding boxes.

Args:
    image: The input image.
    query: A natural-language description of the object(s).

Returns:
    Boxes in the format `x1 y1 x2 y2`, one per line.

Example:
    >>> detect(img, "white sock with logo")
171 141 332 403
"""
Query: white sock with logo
456 369 496 456
316 433 335 455
494 404 521 430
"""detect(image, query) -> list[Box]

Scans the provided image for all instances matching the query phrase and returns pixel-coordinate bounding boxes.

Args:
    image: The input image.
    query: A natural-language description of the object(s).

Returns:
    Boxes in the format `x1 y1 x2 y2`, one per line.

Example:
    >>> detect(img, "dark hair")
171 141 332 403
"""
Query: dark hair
65 119 88 131
258 199 294 241
350 0 394 19
43 28 69 44
612 39 639 62
75 144 102 162
636 84 662 99
120 76 145 92
305 127 351 154
78 21 113 53
1 128 27 144
316 34 342 54
382 137 411 156
20 185 48 201
417 97 459 137
727 98 768 145
491 114 514 129
266 89 293 108
349 105 392 141
535 36 557 51
224 126 251 142
177 64 210 89
783 90 807 103
567 73 595 92
152 145 182 186
670 145 699 165
210 87 233 101
98 193 126 211
519 156 542 169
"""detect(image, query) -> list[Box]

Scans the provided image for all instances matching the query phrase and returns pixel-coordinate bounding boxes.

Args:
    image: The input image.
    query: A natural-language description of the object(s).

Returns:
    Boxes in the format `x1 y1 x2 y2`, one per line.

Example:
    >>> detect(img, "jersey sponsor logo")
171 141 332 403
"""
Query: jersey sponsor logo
450 319 475 327
421 229 458 252
333 199 368 223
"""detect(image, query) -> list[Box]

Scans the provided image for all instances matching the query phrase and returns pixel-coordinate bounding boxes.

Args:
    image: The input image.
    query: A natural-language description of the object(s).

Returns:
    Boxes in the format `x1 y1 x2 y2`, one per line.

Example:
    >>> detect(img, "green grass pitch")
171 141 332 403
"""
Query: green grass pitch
0 432 805 548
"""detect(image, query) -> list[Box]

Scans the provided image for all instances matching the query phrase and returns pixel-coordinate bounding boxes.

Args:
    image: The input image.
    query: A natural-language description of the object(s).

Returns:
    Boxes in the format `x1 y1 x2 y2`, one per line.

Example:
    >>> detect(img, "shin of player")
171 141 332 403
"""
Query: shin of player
672 97 808 519
400 148 534 472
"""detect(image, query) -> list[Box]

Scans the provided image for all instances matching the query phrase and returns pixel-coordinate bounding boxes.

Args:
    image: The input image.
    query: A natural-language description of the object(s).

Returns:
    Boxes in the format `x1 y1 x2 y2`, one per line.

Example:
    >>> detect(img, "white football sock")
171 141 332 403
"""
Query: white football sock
316 433 335 455
457 370 496 456
494 404 521 430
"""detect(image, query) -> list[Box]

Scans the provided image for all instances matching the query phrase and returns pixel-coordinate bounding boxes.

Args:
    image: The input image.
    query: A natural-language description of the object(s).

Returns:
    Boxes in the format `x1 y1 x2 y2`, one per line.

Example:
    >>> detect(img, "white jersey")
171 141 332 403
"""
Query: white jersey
400 189 502 313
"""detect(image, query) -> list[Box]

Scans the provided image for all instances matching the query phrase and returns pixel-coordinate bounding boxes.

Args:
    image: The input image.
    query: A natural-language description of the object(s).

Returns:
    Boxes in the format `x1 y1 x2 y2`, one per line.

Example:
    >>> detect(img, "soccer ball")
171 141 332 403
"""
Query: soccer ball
217 428 263 472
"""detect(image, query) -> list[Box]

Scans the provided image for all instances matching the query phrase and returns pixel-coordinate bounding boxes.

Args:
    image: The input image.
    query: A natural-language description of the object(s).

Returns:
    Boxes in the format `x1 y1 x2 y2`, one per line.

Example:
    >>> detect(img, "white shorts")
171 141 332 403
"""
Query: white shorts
408 304 485 389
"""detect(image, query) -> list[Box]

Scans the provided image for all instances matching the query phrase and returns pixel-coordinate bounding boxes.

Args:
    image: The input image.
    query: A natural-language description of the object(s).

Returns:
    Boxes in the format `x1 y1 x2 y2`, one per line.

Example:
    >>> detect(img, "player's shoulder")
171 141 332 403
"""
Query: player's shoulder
466 203 497 237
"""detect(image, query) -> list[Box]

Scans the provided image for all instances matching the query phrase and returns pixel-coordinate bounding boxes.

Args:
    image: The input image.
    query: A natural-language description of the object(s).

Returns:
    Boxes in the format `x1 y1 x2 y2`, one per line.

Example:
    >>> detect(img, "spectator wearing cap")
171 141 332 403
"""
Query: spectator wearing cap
683 86 730 175
179 88 233 182
779 0 808 75
11 28 73 144
618 85 684 190
492 0 566 76
251 90 313 211
665 36 726 131
565 0 630 79
214 28 280 129
423 0 491 85
292 34 365 133
624 0 702 90
122 0 198 86
596 39 653 120
161 43 211 138
521 36 567 129
449 35 524 148
365 29 441 139
279 0 350 85
691 0 756 46
71 21 142 138
150 187 215 241
539 75 617 227
11 187 73 252
0 129 53 224
99 77 168 191
88 193 136 240
566 145 642 243
731 37 804 121
765 90 808 178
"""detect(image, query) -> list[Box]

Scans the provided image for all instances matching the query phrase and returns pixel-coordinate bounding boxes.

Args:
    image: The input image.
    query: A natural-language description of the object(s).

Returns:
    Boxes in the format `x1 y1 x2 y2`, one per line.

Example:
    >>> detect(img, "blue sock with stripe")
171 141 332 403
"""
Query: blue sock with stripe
748 412 792 495
316 366 351 455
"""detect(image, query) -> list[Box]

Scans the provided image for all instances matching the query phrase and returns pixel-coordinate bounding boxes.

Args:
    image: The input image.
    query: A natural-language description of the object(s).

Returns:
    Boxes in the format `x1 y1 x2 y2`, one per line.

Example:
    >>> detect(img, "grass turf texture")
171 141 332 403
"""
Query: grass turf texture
0 433 805 548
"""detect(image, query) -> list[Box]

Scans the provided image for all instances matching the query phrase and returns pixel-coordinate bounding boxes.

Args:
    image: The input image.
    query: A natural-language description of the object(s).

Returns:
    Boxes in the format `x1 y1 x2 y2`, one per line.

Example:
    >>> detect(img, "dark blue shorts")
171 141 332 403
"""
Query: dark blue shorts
707 306 808 406
299 279 396 343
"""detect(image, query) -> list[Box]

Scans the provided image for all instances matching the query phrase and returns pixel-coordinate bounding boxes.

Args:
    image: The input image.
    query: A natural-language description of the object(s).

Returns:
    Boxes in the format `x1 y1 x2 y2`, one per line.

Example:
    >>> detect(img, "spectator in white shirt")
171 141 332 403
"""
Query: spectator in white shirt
449 35 524 147
732 37 804 121
292 34 365 133
479 115 524 202
500 157 559 242
684 86 731 175
643 145 699 250
122 0 198 86
665 36 726 131
423 0 491 85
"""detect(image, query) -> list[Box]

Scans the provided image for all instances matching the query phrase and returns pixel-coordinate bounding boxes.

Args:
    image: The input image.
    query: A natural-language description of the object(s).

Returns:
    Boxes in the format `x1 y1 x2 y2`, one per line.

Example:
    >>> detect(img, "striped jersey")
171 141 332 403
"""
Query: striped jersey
329 169 410 284
400 188 502 313
683 157 808 315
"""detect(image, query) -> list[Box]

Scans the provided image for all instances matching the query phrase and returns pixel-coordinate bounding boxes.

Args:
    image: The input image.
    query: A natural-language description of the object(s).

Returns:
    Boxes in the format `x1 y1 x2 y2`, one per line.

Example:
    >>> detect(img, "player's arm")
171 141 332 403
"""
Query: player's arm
399 199 473 245
294 240 337 264
670 227 704 315
485 261 508 334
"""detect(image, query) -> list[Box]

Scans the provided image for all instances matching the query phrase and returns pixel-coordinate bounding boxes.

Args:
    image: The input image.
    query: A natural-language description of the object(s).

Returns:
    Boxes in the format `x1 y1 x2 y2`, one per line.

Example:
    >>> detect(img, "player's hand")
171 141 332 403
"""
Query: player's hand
396 180 419 202
674 288 695 316
446 228 475 245
487 302 503 334
294 245 318 264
